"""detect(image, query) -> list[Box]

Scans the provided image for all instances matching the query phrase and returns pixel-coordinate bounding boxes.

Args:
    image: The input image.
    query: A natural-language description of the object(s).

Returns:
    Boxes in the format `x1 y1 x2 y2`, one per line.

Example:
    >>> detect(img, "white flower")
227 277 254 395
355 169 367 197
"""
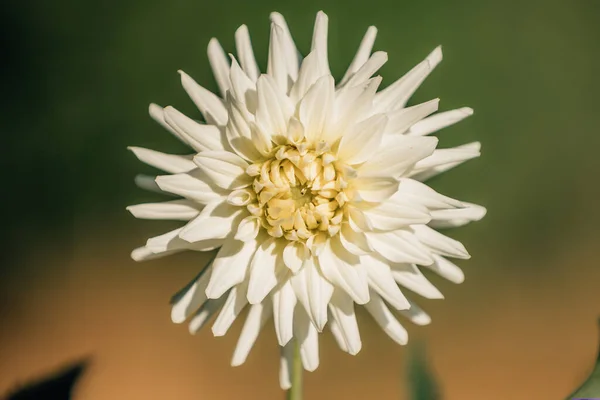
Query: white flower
128 11 486 388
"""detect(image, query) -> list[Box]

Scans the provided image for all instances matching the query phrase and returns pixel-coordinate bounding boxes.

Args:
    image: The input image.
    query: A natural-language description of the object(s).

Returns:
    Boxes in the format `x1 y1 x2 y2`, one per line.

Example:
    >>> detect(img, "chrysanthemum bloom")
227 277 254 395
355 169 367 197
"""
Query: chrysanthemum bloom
128 11 485 388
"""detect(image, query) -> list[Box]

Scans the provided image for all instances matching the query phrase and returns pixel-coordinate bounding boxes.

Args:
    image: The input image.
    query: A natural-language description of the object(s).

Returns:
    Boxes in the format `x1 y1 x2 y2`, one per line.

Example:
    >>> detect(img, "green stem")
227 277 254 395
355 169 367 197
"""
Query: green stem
287 340 303 400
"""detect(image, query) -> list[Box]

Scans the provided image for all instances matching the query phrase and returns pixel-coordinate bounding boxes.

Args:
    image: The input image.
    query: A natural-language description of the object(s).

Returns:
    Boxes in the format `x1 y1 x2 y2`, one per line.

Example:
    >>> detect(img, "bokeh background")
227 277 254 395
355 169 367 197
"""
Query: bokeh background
2 0 600 398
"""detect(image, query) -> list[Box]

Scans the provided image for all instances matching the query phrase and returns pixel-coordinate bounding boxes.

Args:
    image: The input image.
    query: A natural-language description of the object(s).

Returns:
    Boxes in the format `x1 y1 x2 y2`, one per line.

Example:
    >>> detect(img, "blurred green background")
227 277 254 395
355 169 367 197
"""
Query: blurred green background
2 0 599 399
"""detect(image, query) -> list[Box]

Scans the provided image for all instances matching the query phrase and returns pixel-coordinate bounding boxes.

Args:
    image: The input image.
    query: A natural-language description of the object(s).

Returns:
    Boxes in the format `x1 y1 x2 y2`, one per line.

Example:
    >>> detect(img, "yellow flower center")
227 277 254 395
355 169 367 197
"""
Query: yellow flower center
245 143 349 241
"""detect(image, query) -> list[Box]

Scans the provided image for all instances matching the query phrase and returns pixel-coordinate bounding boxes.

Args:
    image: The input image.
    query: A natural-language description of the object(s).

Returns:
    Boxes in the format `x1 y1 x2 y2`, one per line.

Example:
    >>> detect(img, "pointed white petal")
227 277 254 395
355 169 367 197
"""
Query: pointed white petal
299 74 334 145
188 296 228 334
425 254 465 284
361 199 431 231
231 301 273 366
395 178 464 210
318 236 370 304
270 12 300 81
228 58 257 112
235 216 260 242
234 25 260 82
337 114 387 165
205 238 258 299
178 70 228 126
127 199 201 221
328 316 349 352
390 263 444 299
131 245 176 261
328 290 362 355
339 223 373 255
373 46 442 113
331 76 382 139
207 38 231 97
146 227 223 253
340 26 378 86
429 202 487 229
272 279 297 346
289 52 322 102
359 136 438 178
247 237 283 304
412 225 470 259
128 147 195 174
384 99 439 135
155 170 227 204
362 254 410 310
255 74 294 146
149 103 178 135
179 201 243 242
283 241 309 273
171 265 213 323
163 106 224 152
225 94 263 162
364 290 408 345
366 231 434 265
194 150 252 190
410 142 481 181
290 257 333 331
267 22 289 92
294 305 319 372
212 282 249 336
342 51 387 88
310 11 330 76
408 107 474 136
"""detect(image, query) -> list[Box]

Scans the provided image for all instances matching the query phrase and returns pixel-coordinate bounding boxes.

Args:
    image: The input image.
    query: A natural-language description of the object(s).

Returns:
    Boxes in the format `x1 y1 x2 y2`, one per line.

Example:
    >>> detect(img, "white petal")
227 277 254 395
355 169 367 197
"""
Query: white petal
384 98 439 135
340 26 378 86
163 106 224 152
227 188 255 207
194 150 252 190
429 202 487 229
234 24 260 82
364 290 408 345
362 254 410 310
410 142 481 181
373 46 442 113
408 107 474 136
337 114 387 165
299 74 334 145
290 257 333 331
205 238 258 298
390 263 444 299
294 305 320 372
342 51 387 88
361 199 431 231
228 58 257 112
155 170 227 204
146 227 223 253
149 103 178 135
272 279 297 346
351 177 399 203
267 22 289 93
347 206 373 232
328 290 362 355
395 178 464 210
255 74 294 146
212 282 249 336
332 77 382 138
279 341 294 390
128 146 195 174
318 236 370 304
339 223 373 255
328 317 349 353
235 216 260 241
225 94 263 162
247 237 283 304
412 225 470 259
179 201 243 242
188 296 228 334
127 199 201 221
171 265 212 323
289 52 322 102
366 230 434 265
398 300 432 326
131 245 175 261
269 12 300 81
359 136 438 178
178 70 228 126
310 11 330 77
425 254 465 284
207 38 231 97
283 241 309 273
135 174 167 194
231 301 273 366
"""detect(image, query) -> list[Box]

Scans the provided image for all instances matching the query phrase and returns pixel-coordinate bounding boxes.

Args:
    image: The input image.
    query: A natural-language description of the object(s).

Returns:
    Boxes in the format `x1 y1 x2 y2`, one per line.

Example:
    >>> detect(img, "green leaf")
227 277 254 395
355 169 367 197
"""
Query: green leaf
568 319 600 399
408 342 441 400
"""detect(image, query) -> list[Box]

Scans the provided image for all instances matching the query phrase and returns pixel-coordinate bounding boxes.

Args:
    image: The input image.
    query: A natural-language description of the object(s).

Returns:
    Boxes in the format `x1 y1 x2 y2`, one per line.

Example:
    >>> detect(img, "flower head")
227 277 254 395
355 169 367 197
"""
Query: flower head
128 11 485 388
